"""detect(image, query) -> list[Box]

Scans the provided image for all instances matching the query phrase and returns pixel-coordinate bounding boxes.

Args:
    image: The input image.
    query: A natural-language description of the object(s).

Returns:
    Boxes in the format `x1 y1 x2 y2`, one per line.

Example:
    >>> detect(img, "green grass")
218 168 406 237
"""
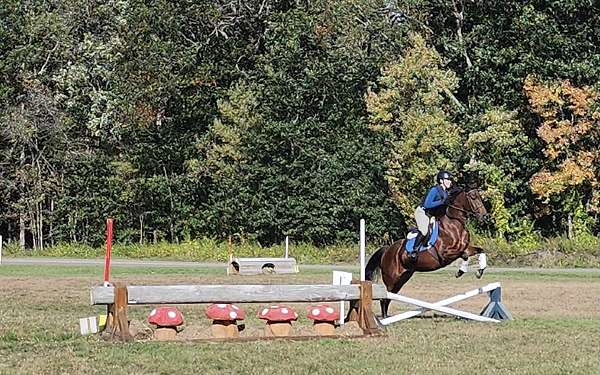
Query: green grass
0 264 598 281
0 319 597 374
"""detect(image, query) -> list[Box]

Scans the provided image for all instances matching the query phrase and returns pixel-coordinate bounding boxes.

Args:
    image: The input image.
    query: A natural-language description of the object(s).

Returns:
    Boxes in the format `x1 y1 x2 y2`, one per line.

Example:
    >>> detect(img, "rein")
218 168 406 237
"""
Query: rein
448 204 471 214
446 204 471 223
447 190 482 219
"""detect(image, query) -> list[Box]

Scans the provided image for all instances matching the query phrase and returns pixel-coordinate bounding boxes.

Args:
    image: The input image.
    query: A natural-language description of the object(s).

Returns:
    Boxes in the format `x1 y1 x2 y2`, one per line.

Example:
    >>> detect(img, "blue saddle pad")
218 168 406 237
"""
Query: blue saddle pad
405 221 439 253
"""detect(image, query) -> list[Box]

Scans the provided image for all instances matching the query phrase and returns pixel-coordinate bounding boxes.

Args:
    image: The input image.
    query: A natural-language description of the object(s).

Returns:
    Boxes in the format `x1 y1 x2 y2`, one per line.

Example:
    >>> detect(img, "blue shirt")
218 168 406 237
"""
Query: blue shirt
421 185 449 213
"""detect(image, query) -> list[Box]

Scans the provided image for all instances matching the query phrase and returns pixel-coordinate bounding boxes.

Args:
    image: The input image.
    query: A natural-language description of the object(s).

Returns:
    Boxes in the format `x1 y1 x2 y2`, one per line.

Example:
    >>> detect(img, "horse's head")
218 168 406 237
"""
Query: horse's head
449 187 488 220
465 188 487 220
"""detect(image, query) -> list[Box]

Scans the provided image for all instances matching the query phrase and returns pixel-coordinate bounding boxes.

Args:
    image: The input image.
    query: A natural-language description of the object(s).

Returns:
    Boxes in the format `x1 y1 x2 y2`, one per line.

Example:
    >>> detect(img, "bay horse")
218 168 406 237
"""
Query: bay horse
365 187 489 318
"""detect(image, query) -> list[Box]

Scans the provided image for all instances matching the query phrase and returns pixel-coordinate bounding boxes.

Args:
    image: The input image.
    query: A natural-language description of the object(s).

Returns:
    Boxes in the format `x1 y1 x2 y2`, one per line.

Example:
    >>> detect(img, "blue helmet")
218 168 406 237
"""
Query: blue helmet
436 170 454 183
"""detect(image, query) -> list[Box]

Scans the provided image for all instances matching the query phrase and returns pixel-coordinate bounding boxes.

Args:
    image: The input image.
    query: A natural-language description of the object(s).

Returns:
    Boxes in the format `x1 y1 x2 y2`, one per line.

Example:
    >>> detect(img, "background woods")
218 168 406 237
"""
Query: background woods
0 0 598 249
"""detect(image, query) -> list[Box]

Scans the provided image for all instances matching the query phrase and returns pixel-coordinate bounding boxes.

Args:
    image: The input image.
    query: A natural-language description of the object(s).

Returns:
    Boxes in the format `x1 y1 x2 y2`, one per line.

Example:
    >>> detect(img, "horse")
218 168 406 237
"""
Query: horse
365 187 489 319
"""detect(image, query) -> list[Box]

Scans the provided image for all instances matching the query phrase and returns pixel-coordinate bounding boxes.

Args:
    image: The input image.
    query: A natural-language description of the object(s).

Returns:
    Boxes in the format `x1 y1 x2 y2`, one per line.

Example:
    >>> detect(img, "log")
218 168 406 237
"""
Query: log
91 284 389 305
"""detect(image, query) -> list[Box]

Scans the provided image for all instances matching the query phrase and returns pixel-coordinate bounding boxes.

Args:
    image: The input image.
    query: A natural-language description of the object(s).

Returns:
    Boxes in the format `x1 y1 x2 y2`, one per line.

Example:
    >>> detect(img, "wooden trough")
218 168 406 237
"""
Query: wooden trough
228 257 299 275
227 236 299 275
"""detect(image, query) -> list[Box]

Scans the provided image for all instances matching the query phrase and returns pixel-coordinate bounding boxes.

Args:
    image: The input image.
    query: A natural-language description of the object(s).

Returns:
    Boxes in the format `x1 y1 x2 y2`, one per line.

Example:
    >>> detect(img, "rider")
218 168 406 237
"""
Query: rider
411 170 454 260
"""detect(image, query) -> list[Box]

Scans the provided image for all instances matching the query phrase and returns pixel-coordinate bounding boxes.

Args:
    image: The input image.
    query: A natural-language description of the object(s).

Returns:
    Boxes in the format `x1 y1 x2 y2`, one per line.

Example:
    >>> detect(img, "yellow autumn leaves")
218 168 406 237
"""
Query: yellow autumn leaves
525 76 599 212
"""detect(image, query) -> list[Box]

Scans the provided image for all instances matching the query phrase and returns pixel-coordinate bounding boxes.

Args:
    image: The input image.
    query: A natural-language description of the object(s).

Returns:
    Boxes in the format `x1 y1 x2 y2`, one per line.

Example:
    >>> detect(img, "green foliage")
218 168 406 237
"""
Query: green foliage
1 0 598 251
188 5 404 244
367 34 462 220
464 108 532 236
5 233 597 268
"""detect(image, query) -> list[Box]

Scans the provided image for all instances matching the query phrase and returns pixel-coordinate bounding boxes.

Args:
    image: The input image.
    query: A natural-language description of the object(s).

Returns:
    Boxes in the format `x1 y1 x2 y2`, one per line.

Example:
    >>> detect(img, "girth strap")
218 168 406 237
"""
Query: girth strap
427 245 445 267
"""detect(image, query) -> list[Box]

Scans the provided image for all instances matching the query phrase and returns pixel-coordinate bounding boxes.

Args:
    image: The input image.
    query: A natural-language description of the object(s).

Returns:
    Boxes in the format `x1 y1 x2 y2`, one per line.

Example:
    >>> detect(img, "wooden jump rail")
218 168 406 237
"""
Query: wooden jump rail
91 282 387 340
91 284 389 305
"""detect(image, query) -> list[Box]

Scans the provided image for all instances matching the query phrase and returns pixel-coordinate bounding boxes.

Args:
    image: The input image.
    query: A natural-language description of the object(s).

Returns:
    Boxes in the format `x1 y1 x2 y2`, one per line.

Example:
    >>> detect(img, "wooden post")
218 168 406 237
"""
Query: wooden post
358 281 380 335
106 283 133 342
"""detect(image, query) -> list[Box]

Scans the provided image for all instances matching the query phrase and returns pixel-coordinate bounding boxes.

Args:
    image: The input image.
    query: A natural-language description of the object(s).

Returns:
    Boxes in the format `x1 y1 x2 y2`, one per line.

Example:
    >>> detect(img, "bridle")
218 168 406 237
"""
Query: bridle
448 189 484 218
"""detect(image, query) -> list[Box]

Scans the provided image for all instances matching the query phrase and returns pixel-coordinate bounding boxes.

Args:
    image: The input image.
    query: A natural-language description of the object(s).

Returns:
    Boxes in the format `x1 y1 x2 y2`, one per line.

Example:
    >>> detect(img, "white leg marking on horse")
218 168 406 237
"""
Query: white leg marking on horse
459 258 469 273
478 253 487 270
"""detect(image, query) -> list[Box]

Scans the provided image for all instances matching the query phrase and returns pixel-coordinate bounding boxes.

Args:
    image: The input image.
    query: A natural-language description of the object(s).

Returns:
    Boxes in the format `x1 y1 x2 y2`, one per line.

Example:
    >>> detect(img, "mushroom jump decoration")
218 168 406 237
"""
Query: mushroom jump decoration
147 307 184 340
258 305 298 336
306 304 339 335
205 303 246 338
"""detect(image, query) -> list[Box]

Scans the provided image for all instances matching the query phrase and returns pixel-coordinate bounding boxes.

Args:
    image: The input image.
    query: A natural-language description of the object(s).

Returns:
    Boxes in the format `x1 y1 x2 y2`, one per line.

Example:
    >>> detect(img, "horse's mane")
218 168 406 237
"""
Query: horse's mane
448 185 464 202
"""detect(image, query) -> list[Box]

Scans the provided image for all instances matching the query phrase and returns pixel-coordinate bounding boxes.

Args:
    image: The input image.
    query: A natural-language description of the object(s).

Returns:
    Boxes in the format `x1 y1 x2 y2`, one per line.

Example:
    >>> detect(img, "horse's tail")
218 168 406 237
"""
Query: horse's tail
365 246 388 281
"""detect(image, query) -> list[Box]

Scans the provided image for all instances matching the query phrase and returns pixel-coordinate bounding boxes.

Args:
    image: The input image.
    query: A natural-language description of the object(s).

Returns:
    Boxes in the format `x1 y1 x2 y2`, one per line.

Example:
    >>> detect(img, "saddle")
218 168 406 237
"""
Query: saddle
404 217 439 253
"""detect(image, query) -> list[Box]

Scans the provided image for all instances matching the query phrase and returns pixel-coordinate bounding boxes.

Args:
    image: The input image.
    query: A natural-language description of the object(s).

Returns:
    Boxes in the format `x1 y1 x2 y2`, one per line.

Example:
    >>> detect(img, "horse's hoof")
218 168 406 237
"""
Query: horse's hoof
476 268 486 279
455 269 465 278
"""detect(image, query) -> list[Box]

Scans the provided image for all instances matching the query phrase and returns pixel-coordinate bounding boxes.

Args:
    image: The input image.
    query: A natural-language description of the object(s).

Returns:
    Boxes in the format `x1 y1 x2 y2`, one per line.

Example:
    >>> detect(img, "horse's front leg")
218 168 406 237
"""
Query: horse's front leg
456 245 487 278
455 257 469 278
469 245 487 279
475 249 487 279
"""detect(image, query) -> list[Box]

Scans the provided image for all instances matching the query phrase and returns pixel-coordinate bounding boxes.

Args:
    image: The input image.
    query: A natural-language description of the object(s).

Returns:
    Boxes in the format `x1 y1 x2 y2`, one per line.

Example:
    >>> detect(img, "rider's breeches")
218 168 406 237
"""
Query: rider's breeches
414 206 429 236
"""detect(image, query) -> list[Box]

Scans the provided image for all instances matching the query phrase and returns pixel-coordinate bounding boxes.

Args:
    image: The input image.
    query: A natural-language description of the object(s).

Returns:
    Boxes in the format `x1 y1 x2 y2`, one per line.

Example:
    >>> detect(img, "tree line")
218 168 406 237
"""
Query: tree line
1 0 598 249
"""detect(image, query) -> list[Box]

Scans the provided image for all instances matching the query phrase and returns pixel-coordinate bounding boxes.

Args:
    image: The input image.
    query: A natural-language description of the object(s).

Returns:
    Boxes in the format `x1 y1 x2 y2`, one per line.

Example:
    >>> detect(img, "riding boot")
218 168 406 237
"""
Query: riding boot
409 249 419 262
410 235 423 262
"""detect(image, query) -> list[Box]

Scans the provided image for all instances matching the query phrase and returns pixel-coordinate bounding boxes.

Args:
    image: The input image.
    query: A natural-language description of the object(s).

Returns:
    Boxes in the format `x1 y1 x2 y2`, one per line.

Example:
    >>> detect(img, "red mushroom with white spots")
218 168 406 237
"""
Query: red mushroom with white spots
306 304 339 335
147 306 184 340
205 303 246 338
258 305 298 336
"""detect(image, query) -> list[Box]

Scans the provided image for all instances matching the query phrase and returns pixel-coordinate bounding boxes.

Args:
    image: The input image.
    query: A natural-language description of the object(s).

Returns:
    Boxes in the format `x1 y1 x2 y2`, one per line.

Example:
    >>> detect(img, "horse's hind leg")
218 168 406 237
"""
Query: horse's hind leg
380 299 391 319
381 271 414 318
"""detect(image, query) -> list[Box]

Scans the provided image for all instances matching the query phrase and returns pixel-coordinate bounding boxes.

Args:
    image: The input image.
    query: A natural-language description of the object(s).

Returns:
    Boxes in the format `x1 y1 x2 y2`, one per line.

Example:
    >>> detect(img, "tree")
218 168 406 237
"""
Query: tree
525 76 599 237
366 34 462 221
192 4 405 244
1 80 71 249
463 108 531 237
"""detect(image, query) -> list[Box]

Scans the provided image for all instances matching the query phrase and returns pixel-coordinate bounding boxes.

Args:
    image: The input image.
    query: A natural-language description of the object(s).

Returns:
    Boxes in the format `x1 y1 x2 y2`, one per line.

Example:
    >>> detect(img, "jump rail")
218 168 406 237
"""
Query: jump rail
91 284 389 305
380 282 511 324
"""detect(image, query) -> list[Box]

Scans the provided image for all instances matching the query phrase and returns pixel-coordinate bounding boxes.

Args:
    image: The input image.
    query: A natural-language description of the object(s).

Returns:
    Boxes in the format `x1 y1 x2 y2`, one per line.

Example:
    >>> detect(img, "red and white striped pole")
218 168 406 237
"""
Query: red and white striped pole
103 218 113 287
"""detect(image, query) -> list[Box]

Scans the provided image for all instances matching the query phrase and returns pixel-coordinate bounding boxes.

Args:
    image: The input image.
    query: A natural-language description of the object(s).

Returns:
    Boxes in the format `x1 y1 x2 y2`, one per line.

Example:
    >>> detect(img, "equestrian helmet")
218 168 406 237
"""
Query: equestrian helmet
436 170 454 183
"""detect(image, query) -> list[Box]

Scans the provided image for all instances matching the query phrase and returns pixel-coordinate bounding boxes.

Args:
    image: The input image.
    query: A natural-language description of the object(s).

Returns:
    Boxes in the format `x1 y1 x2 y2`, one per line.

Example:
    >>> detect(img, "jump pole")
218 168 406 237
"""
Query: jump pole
379 282 504 325
360 219 365 281
103 218 114 287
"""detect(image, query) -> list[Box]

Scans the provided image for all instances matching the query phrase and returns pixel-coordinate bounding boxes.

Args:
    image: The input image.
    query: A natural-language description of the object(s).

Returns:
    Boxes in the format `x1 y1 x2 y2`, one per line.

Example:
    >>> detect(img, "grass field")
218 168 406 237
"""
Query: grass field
0 264 598 374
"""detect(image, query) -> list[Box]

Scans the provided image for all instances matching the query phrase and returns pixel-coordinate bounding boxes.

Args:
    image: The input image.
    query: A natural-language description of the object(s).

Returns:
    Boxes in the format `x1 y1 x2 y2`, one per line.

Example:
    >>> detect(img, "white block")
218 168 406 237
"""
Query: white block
333 271 353 325
79 316 98 335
